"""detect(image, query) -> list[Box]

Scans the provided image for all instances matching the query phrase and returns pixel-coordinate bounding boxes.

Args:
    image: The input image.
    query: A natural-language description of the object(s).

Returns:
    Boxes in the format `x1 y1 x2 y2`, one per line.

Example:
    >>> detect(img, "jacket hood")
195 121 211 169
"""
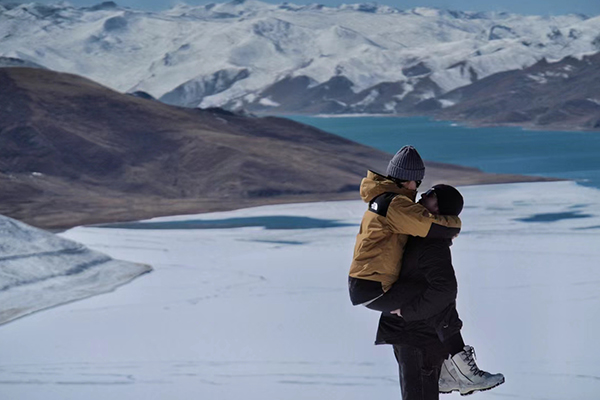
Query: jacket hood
359 170 417 203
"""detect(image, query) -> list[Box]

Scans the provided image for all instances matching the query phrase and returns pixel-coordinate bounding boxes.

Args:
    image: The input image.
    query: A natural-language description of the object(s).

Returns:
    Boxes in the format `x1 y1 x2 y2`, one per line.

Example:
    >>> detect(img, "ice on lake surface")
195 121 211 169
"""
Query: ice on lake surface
0 181 599 400
515 211 593 223
97 216 356 230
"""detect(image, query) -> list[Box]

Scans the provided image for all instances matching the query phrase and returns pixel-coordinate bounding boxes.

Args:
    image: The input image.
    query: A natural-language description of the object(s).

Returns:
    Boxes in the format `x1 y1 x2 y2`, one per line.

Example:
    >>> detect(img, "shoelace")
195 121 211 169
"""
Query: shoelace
462 346 486 377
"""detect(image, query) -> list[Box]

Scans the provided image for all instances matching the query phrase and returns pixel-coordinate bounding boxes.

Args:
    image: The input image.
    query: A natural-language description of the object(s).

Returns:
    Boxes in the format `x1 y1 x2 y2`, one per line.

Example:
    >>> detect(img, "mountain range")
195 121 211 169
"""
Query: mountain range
433 52 600 130
1 1 599 129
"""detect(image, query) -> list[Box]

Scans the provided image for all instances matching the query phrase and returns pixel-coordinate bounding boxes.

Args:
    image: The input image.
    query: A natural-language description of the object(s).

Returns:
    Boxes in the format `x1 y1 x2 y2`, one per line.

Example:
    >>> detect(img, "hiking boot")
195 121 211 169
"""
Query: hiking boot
449 345 505 396
439 359 460 394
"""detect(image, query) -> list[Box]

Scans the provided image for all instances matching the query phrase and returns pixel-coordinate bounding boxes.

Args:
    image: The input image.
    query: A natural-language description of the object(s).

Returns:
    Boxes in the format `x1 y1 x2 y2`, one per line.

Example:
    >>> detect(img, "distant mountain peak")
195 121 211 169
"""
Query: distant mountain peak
89 1 119 11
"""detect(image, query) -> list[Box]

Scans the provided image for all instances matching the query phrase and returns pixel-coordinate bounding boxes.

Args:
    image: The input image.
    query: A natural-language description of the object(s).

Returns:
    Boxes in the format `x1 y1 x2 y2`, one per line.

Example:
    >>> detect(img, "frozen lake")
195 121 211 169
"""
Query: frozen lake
0 181 599 399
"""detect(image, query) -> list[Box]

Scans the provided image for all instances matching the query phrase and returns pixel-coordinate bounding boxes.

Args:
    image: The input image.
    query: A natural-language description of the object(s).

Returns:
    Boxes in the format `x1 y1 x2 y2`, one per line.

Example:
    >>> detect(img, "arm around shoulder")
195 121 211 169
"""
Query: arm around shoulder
386 196 461 239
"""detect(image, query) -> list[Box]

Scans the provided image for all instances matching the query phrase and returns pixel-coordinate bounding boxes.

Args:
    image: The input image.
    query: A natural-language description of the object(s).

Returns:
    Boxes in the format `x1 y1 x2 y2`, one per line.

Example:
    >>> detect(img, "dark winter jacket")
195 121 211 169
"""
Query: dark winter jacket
348 171 461 306
373 236 463 347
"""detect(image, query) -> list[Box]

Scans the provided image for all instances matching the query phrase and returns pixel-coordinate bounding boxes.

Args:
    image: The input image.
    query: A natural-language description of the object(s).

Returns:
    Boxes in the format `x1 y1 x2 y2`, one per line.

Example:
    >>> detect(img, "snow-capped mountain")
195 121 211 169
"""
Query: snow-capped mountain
1 1 598 114
434 52 600 130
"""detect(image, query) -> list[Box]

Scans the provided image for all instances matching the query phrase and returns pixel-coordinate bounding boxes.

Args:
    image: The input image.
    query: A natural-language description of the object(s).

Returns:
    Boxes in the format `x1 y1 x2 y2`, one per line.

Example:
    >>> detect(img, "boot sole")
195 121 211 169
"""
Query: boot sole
459 377 505 396
440 377 505 396
440 389 458 394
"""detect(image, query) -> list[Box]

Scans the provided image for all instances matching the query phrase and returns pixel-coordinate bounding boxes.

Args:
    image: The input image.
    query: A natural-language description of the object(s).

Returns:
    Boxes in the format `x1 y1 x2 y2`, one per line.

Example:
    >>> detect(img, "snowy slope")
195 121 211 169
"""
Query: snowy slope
1 1 598 112
0 181 598 399
0 215 151 325
0 56 46 69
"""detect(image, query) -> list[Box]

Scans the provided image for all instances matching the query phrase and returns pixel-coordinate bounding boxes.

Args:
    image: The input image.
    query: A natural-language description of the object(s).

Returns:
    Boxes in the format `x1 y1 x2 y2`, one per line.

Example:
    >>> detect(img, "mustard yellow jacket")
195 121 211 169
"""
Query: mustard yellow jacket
348 171 461 305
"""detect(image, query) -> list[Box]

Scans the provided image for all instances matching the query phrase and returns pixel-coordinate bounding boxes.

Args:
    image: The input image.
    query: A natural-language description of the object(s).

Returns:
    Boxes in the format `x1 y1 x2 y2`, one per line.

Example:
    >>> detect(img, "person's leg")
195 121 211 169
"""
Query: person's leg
393 344 440 400
443 331 465 357
431 305 505 394
422 349 443 400
429 304 463 347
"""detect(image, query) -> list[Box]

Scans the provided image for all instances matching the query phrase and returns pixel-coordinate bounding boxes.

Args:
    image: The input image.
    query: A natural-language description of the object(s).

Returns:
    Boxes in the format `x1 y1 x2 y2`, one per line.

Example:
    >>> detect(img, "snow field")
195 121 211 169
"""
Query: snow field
0 181 599 399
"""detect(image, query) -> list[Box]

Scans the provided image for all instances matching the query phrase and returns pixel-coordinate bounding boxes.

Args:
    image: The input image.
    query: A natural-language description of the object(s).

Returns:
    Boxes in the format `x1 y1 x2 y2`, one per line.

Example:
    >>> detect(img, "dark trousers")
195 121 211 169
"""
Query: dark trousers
393 344 444 400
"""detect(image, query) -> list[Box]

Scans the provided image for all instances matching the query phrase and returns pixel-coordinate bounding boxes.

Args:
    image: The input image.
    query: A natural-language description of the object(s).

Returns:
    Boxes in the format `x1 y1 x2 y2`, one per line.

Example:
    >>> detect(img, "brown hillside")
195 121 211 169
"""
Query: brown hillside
0 67 556 229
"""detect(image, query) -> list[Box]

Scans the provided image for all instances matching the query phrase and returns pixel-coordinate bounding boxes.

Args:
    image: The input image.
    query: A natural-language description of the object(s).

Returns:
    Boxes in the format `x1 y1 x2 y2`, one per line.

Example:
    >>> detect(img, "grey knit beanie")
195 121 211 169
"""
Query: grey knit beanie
386 145 425 181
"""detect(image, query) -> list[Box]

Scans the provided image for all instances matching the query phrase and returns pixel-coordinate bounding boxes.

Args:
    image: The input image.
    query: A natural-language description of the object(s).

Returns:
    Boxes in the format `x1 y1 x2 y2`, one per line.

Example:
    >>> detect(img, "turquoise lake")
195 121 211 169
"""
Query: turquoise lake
291 116 600 190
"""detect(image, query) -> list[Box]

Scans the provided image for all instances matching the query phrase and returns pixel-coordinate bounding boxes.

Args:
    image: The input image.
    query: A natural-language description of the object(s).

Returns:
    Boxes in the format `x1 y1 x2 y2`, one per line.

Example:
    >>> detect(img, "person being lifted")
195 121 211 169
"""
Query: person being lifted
348 146 504 396
348 145 460 307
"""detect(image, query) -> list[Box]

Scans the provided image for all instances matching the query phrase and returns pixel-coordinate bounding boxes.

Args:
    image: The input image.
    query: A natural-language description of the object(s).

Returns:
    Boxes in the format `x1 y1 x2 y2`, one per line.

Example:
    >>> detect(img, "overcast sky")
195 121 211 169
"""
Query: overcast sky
5 0 600 16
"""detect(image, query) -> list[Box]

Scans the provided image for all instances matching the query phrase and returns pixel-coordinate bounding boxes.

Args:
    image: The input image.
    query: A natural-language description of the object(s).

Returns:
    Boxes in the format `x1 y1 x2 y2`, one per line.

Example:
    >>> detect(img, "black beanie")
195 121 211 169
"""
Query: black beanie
433 184 464 216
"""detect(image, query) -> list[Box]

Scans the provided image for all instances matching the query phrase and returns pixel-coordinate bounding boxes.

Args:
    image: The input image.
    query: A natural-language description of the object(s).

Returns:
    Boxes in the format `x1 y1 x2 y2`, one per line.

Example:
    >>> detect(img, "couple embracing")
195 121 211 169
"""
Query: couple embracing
349 146 505 399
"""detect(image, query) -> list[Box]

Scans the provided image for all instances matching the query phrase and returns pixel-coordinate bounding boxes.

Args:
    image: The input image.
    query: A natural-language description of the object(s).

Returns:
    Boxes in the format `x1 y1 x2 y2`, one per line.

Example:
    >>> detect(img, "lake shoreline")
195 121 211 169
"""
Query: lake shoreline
261 112 600 133
289 115 600 190
43 167 559 232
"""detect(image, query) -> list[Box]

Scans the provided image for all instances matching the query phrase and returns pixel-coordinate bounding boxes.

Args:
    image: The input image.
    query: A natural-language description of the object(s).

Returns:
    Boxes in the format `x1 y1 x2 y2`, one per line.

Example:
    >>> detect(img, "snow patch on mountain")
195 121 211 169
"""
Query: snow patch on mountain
353 89 379 108
588 98 600 106
159 68 250 107
0 56 46 69
258 96 280 106
439 99 457 108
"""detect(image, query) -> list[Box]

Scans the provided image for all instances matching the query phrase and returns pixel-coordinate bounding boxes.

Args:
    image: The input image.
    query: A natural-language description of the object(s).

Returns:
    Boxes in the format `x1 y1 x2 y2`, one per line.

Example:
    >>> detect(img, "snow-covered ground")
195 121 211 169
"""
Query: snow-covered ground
0 216 150 326
0 180 599 399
